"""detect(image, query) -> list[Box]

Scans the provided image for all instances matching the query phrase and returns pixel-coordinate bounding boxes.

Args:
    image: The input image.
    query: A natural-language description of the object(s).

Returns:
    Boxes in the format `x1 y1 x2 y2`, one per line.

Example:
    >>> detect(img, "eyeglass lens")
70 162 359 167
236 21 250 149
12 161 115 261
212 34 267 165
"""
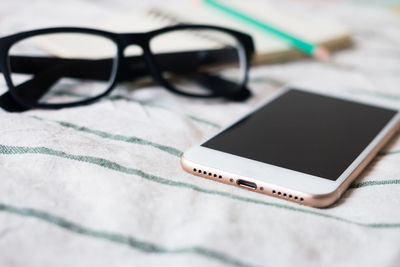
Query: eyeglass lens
150 28 245 97
8 32 117 105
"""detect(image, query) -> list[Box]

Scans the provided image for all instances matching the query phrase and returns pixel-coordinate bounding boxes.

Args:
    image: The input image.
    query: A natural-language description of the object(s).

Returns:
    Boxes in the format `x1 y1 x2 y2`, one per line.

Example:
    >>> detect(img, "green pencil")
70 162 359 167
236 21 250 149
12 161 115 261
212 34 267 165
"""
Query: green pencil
204 0 330 60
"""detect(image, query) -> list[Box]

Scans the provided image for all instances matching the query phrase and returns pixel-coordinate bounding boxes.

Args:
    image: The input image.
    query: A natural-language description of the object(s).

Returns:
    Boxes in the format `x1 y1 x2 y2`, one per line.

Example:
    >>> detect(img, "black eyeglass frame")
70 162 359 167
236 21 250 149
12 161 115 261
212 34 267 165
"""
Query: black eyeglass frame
0 24 254 110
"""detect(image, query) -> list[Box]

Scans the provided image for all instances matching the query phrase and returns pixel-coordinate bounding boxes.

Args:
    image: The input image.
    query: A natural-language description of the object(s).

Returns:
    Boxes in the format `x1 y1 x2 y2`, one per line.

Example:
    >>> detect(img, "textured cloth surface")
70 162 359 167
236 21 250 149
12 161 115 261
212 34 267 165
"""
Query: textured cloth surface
1 1 400 267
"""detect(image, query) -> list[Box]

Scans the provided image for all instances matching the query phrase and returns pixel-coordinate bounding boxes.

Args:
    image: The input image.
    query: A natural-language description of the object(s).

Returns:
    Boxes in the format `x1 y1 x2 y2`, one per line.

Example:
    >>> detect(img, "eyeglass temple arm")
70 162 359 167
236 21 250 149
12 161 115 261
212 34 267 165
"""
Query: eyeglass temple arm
6 47 239 80
0 55 156 111
7 55 118 80
0 56 111 111
0 60 69 111
0 48 245 110
187 72 250 100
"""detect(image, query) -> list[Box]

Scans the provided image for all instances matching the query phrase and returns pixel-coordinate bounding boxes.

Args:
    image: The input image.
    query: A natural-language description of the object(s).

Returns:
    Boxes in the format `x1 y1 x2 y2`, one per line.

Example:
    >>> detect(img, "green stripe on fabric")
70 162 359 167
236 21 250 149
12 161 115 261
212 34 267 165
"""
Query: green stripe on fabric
347 88 400 101
1 144 400 229
249 76 286 87
350 179 400 189
0 202 254 267
379 150 400 156
31 116 182 157
187 115 221 128
51 91 221 129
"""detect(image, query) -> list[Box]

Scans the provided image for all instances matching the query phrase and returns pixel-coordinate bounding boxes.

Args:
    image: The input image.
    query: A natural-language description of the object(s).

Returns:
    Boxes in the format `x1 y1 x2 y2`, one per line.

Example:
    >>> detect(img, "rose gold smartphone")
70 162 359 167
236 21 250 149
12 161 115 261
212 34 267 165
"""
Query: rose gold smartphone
181 88 400 208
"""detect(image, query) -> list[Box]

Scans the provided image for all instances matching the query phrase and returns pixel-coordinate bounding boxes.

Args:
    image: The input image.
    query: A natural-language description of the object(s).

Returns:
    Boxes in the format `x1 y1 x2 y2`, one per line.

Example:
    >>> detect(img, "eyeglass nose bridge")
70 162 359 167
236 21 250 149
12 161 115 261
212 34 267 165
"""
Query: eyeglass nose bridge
117 33 157 75
115 39 163 86
118 33 150 48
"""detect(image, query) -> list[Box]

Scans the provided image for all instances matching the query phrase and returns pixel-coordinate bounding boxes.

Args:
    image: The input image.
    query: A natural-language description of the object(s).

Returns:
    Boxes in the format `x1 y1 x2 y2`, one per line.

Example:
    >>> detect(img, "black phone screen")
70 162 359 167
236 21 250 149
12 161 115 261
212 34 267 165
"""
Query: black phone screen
202 89 397 180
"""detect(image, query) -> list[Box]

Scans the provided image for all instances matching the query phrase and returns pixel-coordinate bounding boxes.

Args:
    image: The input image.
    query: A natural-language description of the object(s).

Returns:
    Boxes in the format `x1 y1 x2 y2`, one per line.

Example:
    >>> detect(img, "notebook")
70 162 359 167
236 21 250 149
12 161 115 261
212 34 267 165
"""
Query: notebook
35 0 352 64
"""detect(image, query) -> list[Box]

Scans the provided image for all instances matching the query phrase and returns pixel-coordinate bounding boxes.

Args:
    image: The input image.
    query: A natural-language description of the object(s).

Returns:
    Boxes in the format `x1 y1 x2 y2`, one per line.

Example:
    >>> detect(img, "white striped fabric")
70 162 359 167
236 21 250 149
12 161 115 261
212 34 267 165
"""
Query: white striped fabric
1 0 400 267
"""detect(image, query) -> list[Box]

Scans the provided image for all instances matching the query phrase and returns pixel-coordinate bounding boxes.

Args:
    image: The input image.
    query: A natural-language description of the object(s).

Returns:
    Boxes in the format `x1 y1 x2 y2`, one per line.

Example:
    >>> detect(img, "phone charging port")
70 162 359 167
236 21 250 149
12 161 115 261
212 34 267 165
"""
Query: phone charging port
236 179 257 190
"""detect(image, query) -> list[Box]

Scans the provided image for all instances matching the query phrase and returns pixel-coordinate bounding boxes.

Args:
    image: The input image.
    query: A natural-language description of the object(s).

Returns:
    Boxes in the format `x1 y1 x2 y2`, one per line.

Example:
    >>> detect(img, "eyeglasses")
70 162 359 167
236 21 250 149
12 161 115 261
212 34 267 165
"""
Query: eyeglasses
0 25 254 112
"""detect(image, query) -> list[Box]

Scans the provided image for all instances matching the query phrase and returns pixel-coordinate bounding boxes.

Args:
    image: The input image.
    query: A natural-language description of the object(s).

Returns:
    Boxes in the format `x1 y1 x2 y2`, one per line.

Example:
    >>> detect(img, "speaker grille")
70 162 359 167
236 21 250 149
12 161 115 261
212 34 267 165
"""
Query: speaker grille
272 189 303 201
193 168 223 179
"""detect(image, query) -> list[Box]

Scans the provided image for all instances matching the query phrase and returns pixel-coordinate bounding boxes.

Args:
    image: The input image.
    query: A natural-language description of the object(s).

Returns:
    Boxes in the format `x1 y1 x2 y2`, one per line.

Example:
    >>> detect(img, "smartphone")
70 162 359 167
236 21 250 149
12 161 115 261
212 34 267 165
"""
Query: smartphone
181 88 400 208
